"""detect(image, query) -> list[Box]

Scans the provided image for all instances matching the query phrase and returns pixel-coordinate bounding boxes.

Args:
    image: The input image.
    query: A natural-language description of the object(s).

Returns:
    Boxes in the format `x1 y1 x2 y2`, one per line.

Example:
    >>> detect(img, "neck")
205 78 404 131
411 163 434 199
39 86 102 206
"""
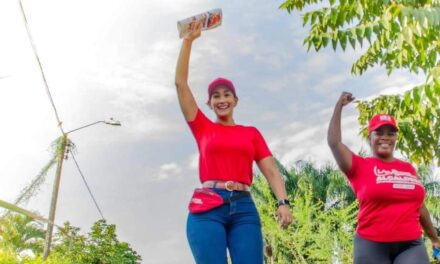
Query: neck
373 153 394 162
216 115 235 126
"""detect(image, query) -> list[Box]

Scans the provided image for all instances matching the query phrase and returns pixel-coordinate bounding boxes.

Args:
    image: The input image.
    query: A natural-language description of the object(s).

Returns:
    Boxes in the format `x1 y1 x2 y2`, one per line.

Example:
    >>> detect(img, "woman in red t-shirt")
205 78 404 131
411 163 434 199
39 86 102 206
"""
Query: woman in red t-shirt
175 22 292 263
328 92 440 264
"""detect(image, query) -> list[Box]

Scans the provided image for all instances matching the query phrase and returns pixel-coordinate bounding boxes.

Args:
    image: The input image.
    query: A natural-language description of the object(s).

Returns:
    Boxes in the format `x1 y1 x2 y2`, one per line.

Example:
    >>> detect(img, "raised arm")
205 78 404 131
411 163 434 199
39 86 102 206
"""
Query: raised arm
327 92 355 173
257 156 292 229
175 22 202 121
420 204 440 249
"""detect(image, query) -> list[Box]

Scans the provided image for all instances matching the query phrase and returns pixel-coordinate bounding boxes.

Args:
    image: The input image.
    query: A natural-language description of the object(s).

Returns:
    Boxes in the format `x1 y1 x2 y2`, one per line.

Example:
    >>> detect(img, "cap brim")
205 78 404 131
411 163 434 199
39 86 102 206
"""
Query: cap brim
369 123 398 132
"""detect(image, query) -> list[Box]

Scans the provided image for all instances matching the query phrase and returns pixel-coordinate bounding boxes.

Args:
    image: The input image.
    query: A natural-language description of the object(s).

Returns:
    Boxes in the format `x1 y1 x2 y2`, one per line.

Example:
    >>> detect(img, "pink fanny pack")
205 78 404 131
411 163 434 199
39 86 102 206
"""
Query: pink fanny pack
188 188 250 214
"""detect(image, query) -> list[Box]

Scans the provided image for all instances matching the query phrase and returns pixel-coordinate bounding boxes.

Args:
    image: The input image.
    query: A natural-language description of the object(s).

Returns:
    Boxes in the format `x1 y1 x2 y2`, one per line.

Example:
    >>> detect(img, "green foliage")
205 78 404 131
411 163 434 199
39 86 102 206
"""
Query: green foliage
0 200 57 227
252 162 357 263
417 165 440 224
0 215 141 264
0 248 20 264
253 161 440 263
13 156 56 207
0 214 45 255
357 81 440 165
51 220 142 264
280 1 440 75
22 253 73 264
280 0 440 166
12 136 67 207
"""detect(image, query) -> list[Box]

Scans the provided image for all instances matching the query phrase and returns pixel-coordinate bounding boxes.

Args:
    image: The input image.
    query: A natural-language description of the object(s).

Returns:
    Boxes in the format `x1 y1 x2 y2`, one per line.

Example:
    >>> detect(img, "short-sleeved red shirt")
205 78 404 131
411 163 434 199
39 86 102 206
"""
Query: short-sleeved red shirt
188 109 272 185
345 153 425 242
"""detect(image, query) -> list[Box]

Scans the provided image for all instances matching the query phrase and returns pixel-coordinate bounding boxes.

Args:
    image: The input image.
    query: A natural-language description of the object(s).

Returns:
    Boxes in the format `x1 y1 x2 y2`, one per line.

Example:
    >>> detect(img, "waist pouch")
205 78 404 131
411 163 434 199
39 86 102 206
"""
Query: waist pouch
188 188 250 214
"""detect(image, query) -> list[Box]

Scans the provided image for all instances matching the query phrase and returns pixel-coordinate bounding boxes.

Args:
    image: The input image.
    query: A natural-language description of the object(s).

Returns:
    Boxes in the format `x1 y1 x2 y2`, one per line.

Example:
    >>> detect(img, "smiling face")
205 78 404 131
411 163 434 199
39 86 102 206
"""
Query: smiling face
208 86 238 118
368 125 398 159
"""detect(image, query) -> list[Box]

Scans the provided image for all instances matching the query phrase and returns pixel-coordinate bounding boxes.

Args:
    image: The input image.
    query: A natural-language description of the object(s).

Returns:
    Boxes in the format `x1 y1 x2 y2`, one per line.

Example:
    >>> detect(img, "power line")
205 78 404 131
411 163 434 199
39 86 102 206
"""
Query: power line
70 151 105 220
17 0 65 134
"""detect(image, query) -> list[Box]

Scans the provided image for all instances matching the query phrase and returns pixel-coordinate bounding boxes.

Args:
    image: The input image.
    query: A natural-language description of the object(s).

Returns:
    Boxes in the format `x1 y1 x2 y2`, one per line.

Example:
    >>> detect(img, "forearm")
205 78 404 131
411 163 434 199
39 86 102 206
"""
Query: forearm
174 39 198 120
327 102 343 148
175 39 193 86
265 171 288 201
420 205 440 242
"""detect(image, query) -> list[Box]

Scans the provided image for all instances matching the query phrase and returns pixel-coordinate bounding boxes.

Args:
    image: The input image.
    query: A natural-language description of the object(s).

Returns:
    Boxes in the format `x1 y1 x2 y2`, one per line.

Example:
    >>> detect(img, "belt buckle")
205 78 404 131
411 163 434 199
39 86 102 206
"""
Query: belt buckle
225 181 235 191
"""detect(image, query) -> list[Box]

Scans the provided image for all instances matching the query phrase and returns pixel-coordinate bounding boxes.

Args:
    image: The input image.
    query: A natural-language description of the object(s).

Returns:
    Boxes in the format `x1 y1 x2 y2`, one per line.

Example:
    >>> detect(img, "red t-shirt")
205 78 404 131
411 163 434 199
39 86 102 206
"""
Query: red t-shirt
345 153 425 242
188 109 272 185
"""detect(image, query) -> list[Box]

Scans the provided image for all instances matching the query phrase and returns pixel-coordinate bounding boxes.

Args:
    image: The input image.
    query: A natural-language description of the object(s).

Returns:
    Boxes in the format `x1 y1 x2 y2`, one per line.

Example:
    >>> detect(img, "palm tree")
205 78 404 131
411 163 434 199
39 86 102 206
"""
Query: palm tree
417 165 440 228
252 159 355 211
252 160 357 263
0 213 45 255
253 159 440 263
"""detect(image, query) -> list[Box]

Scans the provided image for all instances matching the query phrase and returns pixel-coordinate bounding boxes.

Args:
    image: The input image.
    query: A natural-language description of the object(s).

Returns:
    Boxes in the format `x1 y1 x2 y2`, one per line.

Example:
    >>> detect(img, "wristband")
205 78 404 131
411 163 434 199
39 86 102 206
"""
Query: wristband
277 199 290 207
433 247 440 260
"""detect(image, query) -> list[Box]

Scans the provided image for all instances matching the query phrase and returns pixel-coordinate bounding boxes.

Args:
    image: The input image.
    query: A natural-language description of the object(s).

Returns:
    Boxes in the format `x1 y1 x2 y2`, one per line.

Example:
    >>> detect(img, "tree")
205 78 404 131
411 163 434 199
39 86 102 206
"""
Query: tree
253 161 440 263
280 0 440 166
0 213 142 264
252 161 357 263
51 220 142 264
0 214 45 255
418 165 440 225
0 247 20 264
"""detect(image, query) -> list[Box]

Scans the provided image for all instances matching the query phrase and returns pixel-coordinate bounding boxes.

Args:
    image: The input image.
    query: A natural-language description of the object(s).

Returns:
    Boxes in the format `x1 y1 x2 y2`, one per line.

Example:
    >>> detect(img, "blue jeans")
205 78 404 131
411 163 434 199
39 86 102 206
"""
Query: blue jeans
186 189 263 264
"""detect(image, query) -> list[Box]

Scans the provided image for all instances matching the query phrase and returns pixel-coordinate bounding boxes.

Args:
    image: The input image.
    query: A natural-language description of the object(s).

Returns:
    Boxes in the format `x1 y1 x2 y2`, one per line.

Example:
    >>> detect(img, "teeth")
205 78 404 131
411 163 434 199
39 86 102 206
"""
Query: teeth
217 104 229 110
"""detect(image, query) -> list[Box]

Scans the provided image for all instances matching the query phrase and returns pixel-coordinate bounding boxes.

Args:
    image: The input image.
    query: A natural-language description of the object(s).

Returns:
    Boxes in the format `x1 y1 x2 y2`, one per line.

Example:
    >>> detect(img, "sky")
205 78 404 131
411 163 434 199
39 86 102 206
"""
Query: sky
0 0 427 263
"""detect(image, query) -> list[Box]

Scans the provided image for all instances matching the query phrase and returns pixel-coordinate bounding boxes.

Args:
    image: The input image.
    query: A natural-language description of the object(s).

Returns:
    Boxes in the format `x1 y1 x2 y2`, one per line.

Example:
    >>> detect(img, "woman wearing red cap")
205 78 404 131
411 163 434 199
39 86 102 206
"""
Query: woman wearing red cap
175 22 292 263
328 92 440 263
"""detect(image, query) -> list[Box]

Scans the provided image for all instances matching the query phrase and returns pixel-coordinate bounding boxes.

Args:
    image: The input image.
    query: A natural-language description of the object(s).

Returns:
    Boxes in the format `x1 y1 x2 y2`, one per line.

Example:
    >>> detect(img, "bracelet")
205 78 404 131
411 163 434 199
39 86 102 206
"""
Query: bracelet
277 199 290 207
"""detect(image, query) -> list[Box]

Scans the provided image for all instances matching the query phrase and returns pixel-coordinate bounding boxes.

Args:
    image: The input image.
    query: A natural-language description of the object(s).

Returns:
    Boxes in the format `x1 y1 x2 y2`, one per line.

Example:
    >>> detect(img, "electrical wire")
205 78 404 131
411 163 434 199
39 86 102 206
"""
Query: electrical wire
70 151 105 220
17 0 65 134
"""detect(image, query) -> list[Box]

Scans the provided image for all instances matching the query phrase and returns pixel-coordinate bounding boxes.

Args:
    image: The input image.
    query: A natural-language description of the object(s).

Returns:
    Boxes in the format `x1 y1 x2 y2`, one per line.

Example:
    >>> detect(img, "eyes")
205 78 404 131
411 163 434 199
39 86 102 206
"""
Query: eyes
212 91 233 99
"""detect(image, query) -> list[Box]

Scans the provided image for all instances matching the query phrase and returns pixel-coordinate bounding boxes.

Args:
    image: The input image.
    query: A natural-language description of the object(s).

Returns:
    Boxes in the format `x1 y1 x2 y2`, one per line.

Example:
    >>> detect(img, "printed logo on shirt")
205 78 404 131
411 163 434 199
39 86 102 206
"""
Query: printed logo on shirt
373 166 423 190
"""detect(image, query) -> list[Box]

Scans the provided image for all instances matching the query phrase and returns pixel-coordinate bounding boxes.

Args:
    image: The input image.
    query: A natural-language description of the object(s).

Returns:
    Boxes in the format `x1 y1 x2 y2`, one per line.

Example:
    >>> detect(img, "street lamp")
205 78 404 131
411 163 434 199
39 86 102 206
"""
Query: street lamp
65 118 122 134
43 118 121 260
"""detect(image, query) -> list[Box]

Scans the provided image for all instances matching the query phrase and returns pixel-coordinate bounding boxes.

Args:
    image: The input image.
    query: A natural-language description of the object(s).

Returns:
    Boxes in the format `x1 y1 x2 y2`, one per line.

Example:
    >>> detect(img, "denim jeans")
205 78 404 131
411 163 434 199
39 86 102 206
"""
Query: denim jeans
186 189 263 264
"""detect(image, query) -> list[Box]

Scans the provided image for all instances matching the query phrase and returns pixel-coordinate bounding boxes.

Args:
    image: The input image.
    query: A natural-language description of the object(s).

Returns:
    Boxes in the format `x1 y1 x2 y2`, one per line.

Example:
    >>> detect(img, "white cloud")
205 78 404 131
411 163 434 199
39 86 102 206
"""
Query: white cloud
260 71 307 92
275 115 363 167
305 52 332 74
147 162 182 182
188 152 199 170
352 71 424 103
312 73 347 95
2 1 433 264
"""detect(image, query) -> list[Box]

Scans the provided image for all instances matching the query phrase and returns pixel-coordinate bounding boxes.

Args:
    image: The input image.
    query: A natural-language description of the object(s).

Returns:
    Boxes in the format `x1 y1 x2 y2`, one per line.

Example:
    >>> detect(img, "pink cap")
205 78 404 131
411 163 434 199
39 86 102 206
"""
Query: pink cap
208 77 237 99
368 114 398 132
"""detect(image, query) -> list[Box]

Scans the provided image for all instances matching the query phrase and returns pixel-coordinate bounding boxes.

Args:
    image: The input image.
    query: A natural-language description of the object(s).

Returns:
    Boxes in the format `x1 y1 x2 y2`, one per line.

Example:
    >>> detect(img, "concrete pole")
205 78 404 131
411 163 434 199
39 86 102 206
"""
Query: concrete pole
43 134 67 260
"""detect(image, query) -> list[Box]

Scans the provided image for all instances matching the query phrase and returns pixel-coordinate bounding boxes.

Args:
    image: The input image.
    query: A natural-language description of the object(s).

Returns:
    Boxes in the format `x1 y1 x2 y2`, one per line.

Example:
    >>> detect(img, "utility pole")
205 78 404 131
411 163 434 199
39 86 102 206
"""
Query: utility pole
43 134 67 260
41 119 120 260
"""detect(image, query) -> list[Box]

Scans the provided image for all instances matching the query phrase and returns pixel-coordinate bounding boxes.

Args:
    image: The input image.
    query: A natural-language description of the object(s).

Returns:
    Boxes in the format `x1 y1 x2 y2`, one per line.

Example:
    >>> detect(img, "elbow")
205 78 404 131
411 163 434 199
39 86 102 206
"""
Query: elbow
327 138 338 149
175 79 187 89
327 132 341 149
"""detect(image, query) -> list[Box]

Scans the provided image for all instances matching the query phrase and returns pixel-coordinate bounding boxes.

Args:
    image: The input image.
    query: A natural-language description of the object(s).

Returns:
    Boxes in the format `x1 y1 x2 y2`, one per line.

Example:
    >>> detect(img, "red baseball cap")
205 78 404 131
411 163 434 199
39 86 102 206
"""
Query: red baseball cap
208 77 237 99
368 114 398 132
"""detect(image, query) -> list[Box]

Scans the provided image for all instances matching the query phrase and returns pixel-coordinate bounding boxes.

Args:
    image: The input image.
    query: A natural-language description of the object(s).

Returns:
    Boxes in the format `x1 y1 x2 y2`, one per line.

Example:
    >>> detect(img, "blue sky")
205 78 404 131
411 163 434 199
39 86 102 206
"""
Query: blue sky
0 0 425 263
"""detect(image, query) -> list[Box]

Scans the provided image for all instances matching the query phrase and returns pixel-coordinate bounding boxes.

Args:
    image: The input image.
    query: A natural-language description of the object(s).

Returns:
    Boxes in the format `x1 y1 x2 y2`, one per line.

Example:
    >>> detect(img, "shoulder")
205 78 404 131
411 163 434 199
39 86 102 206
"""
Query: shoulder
188 109 212 124
394 158 417 173
353 153 367 163
394 158 412 165
246 126 265 137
